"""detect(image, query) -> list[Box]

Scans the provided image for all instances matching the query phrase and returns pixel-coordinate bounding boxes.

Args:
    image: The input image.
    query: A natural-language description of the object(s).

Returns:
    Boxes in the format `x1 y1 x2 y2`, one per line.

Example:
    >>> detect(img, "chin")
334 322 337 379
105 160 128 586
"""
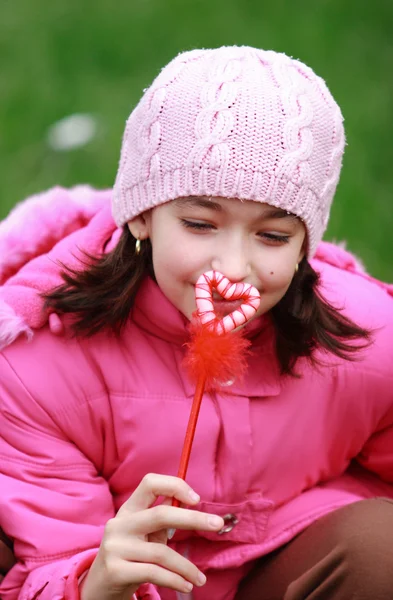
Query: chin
176 304 194 321
185 307 197 321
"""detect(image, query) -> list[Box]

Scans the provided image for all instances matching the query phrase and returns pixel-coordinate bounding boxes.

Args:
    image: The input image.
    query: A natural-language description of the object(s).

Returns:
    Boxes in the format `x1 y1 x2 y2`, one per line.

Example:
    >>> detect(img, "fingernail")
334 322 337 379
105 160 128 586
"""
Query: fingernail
196 571 207 586
188 490 200 502
183 582 193 592
208 515 223 528
167 528 176 540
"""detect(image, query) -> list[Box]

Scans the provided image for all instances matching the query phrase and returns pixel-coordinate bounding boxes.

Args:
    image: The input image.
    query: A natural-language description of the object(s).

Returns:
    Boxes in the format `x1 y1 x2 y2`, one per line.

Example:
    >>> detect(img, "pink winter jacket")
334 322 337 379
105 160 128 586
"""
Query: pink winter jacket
0 187 393 600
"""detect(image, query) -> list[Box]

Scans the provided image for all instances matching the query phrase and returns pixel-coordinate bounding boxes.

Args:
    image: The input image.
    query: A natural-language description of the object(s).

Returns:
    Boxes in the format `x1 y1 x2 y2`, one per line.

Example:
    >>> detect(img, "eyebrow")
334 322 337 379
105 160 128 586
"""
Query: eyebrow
174 197 297 220
262 208 298 220
173 197 223 211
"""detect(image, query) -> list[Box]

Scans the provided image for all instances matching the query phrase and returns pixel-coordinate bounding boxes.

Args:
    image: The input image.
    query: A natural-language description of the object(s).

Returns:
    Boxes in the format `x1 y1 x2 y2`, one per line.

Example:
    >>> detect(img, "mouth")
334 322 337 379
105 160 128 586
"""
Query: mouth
193 286 262 320
212 297 243 317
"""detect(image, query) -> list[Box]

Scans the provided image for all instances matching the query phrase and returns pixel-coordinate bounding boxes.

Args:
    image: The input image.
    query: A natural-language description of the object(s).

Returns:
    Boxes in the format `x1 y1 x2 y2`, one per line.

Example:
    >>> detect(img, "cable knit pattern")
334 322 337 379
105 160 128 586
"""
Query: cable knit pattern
270 53 313 186
114 51 206 218
112 46 345 256
320 104 346 229
187 52 242 196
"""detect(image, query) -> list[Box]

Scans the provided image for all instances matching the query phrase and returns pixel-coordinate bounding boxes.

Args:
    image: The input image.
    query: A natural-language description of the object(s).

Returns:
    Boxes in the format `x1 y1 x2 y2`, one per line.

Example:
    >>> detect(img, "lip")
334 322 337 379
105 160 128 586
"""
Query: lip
212 298 242 306
212 291 241 302
212 299 243 317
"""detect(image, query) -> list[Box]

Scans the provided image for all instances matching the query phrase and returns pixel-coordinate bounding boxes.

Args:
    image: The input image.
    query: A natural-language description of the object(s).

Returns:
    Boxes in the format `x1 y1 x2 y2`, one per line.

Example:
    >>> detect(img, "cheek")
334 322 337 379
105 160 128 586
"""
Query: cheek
260 235 304 286
262 258 296 290
151 238 197 289
256 264 295 315
157 234 205 276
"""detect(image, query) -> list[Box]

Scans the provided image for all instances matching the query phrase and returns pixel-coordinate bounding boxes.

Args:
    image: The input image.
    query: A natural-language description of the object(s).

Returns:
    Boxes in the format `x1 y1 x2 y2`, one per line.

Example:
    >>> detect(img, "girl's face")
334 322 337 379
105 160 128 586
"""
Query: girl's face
129 197 306 321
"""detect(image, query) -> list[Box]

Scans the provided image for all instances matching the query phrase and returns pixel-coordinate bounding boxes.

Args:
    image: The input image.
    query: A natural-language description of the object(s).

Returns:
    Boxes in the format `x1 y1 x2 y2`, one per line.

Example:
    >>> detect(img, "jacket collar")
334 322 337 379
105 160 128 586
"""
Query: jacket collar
132 277 281 398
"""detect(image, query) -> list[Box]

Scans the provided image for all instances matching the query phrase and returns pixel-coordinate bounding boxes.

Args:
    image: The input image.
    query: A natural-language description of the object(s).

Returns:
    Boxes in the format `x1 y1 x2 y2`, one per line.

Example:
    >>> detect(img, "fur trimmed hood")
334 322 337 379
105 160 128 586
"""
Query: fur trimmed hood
0 186 118 349
0 186 392 350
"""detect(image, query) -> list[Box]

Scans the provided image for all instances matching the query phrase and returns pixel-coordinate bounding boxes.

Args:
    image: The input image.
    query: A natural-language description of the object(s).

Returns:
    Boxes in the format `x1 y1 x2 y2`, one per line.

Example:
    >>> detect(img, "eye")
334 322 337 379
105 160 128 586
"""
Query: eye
181 219 215 231
259 232 290 244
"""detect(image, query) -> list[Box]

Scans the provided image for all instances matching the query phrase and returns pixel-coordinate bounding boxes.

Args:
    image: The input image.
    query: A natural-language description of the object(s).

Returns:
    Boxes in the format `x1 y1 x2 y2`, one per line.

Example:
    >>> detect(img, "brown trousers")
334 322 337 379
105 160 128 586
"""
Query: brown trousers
235 498 393 600
0 527 14 585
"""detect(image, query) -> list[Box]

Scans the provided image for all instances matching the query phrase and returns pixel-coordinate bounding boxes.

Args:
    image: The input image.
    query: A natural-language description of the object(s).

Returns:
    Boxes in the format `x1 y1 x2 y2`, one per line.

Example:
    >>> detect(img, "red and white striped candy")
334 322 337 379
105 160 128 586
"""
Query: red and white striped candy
195 270 260 334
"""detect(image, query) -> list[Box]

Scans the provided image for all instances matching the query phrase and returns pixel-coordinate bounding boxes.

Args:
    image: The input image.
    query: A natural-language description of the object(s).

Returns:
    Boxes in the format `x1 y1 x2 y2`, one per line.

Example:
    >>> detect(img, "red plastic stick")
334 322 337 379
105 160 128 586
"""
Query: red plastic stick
172 374 206 508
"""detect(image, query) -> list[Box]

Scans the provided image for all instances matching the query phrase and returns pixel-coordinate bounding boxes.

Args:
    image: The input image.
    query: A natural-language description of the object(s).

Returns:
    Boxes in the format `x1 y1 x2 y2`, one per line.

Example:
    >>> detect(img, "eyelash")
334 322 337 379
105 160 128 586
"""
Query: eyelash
260 232 290 244
181 220 290 243
181 220 212 231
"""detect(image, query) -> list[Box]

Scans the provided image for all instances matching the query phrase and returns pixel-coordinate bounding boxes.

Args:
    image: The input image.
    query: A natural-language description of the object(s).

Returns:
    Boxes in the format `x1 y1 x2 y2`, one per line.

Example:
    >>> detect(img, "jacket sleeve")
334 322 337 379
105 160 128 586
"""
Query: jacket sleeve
356 379 393 483
356 421 393 484
0 353 161 600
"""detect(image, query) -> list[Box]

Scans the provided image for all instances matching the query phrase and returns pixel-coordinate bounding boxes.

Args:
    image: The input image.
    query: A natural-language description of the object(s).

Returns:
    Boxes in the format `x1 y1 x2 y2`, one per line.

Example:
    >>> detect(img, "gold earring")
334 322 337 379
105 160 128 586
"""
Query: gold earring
135 238 141 255
295 263 299 273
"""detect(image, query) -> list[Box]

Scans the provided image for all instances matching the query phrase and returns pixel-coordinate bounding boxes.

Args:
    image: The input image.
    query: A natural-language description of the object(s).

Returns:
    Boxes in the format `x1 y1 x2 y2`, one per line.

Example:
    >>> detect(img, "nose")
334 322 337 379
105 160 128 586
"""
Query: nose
211 237 251 282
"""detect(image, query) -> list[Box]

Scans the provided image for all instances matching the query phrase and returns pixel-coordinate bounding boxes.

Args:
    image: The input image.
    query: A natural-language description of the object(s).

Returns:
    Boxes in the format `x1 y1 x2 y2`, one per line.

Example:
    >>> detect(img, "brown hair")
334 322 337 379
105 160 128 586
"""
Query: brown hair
44 226 371 376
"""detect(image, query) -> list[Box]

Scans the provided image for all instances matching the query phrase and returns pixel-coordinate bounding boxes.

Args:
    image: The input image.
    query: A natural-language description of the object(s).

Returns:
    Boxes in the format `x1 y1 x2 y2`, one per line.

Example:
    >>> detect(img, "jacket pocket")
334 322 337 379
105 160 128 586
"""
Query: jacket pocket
195 495 274 544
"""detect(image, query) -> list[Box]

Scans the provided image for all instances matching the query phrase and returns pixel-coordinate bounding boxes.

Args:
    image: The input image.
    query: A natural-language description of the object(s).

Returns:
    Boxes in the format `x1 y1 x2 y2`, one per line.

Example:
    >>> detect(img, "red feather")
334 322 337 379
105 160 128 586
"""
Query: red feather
183 316 251 391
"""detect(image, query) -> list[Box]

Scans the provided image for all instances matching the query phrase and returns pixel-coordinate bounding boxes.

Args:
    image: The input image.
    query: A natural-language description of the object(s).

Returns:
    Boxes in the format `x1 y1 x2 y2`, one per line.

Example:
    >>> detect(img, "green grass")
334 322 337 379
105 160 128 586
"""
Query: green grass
1 0 392 279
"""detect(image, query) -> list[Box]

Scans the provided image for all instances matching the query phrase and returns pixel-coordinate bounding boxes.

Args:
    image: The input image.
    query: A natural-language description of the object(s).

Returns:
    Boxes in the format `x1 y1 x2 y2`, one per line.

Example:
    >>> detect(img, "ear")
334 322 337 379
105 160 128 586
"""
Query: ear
127 212 151 240
298 246 306 264
298 228 307 263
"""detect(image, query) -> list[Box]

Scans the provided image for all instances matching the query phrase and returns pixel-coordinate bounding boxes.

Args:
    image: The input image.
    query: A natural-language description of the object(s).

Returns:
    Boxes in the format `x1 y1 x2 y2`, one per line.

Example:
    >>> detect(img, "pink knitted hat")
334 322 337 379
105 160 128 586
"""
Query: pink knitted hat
112 46 345 256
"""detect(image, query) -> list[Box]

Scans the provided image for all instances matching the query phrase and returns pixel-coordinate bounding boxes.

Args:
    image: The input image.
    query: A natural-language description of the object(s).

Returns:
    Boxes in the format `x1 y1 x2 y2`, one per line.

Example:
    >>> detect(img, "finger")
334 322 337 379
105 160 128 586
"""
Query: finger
119 474 200 514
127 505 224 536
158 497 177 543
148 528 169 545
114 560 199 595
117 539 206 588
139 498 177 545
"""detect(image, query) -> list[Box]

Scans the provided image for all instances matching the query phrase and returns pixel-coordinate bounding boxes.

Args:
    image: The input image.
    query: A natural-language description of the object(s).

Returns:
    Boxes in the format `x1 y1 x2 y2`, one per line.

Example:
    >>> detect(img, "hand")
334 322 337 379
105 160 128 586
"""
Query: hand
80 474 225 600
0 529 16 583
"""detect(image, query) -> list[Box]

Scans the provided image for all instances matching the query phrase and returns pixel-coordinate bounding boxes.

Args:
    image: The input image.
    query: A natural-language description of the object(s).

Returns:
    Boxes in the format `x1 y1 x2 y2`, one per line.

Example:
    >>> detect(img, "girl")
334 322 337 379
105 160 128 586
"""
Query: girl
0 46 393 600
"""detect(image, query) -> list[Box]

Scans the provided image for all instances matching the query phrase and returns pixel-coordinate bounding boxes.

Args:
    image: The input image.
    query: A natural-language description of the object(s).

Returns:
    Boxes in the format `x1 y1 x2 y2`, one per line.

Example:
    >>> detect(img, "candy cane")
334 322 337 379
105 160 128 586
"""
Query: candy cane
195 270 260 333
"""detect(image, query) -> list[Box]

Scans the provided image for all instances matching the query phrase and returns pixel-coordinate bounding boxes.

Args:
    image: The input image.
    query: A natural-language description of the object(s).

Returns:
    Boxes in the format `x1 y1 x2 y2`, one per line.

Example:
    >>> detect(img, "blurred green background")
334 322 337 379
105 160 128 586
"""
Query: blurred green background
1 0 392 279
